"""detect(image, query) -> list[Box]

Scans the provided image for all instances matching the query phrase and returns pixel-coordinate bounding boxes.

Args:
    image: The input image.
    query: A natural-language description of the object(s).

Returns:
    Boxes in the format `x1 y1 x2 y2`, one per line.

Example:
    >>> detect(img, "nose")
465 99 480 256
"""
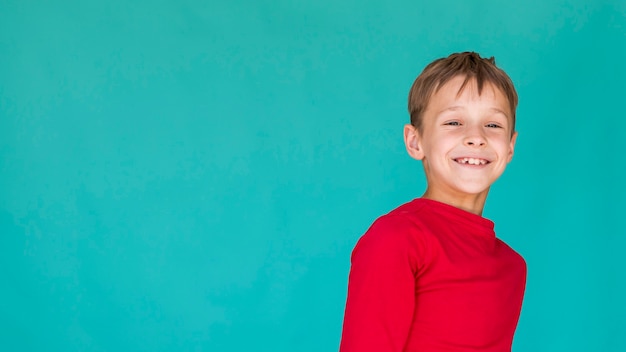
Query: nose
464 127 486 147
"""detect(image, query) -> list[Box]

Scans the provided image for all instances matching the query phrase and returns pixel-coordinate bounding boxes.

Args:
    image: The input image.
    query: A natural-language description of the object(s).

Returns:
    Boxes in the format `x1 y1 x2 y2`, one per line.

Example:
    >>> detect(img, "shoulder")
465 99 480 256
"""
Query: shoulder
496 238 528 273
364 198 432 239
352 200 431 268
360 199 429 244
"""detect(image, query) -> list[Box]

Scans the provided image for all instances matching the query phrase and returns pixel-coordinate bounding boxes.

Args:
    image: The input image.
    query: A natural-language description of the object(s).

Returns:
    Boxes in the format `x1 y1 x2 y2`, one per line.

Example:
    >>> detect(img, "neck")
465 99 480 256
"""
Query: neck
421 188 488 216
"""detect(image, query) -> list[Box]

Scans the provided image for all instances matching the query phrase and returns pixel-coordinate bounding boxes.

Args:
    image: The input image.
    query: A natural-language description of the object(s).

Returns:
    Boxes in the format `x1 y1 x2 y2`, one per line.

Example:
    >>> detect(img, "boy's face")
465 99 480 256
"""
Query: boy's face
404 75 517 209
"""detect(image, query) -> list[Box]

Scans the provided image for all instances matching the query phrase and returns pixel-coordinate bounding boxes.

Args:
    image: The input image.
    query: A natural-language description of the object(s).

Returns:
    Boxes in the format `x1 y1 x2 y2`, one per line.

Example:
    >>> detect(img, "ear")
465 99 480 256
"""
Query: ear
507 131 518 163
404 124 425 160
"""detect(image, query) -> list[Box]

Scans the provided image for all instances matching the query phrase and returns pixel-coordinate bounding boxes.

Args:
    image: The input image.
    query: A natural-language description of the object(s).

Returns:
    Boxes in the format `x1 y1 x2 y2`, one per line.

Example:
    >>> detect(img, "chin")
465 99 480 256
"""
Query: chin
454 183 492 196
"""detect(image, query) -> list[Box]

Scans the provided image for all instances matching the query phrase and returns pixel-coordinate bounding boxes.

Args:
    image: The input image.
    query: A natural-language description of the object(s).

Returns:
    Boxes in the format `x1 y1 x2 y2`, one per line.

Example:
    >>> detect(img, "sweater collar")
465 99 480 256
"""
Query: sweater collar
414 197 496 237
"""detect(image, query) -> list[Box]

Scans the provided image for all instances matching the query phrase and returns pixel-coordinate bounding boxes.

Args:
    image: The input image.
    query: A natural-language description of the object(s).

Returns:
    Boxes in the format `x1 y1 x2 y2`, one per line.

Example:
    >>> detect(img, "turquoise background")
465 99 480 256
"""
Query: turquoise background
1 1 624 351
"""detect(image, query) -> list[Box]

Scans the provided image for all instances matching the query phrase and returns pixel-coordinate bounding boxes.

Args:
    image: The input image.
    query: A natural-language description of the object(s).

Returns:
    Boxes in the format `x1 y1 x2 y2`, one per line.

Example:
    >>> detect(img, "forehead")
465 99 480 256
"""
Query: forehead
427 76 512 116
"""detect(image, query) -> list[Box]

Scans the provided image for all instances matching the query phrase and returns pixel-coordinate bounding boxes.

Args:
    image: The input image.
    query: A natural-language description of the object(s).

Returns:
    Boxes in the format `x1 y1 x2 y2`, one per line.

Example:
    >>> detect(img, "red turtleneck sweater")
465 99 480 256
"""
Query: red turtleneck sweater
339 198 526 352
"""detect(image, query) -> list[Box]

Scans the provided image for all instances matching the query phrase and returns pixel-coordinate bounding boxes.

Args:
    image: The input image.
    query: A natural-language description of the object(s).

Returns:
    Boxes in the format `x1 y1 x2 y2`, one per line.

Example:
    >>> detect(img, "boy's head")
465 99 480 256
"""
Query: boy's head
403 52 519 213
408 52 518 136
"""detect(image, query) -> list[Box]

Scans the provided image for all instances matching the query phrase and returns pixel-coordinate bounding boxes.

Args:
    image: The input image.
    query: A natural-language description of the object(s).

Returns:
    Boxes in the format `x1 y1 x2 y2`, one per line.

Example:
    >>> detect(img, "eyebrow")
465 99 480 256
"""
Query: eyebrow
437 106 511 119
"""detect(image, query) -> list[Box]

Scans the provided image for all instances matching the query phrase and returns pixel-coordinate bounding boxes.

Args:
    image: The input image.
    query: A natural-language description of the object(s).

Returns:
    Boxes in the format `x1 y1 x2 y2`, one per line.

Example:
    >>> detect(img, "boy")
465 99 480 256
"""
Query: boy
339 52 526 352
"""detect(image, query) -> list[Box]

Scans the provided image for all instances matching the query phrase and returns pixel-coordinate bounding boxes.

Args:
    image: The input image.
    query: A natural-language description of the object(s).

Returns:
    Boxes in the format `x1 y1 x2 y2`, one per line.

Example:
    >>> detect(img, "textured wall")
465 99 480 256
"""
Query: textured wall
1 1 624 350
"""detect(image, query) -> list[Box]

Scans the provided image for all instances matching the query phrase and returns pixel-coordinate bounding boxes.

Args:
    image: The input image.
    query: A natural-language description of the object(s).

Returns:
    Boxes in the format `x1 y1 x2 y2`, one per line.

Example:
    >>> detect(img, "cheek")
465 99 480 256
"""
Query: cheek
428 135 456 149
491 137 512 152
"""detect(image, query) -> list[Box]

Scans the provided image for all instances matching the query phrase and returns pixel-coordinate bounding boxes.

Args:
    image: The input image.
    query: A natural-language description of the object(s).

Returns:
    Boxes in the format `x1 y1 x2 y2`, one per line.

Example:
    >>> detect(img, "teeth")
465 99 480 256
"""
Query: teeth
457 158 487 165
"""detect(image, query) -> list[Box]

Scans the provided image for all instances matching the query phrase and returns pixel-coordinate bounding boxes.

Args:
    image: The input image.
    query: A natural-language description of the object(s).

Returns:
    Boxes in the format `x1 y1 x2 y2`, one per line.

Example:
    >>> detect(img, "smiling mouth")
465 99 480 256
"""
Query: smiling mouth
454 157 490 165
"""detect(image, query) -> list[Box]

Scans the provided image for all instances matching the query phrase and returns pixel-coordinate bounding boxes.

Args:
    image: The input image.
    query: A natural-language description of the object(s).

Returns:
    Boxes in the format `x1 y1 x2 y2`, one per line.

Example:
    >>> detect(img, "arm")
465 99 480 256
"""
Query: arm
339 215 421 352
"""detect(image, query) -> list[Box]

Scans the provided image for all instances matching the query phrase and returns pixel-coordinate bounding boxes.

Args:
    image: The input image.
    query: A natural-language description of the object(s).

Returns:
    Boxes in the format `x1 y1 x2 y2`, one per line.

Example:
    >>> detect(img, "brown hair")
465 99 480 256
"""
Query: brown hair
408 52 518 134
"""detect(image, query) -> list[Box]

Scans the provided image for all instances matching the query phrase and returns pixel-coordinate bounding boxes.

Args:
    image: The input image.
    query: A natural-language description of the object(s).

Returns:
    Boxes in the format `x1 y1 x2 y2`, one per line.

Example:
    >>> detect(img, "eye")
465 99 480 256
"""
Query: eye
444 121 461 126
486 123 502 128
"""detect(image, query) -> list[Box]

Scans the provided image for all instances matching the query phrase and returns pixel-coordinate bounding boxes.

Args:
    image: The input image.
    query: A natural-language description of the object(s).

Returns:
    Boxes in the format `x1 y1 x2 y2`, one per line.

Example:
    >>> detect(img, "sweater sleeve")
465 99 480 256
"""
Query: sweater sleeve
339 215 422 352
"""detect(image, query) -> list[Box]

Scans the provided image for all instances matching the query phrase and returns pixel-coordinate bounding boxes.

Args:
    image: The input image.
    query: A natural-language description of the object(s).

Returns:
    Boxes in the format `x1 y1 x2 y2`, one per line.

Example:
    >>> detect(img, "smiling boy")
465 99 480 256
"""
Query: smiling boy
339 52 526 352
